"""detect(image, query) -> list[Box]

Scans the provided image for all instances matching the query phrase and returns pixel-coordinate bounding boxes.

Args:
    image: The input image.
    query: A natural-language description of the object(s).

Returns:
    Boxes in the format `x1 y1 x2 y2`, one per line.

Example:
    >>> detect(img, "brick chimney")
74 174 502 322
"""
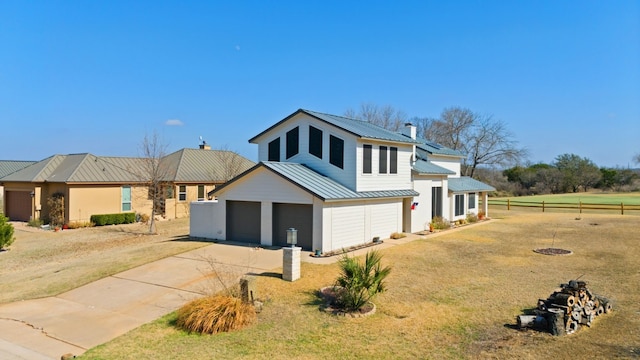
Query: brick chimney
199 141 211 150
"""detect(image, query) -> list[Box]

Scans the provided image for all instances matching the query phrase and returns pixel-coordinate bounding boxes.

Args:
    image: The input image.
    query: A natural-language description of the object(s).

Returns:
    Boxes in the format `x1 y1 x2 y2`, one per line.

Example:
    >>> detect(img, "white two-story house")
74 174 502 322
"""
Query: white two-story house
190 109 494 252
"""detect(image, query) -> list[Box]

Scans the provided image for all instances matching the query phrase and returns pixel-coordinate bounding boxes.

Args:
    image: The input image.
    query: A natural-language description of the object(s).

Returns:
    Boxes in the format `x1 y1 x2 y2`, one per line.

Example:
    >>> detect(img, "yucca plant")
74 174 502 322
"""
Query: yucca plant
335 250 391 312
176 295 256 334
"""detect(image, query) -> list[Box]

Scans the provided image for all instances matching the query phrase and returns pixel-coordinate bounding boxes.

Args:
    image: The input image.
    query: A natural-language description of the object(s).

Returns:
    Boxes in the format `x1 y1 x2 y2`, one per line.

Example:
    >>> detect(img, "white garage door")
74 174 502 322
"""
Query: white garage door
330 204 365 249
370 201 399 240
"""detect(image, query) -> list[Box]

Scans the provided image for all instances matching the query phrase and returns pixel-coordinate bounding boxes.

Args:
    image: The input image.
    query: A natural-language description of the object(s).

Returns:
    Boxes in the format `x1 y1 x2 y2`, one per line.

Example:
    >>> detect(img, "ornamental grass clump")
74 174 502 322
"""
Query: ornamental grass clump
335 250 391 312
176 295 256 334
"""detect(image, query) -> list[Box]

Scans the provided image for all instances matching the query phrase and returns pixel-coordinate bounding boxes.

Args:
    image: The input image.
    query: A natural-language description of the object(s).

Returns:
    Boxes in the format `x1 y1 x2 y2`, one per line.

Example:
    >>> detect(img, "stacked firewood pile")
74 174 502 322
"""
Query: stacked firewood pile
517 280 612 336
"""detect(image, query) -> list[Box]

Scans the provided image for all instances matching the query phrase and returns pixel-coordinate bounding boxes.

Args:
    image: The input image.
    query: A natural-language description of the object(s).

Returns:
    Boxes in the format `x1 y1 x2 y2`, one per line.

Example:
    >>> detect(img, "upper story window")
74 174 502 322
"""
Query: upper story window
286 127 299 159
390 147 398 174
268 138 280 161
379 146 387 173
329 135 344 169
178 185 187 201
363 144 372 174
309 126 323 159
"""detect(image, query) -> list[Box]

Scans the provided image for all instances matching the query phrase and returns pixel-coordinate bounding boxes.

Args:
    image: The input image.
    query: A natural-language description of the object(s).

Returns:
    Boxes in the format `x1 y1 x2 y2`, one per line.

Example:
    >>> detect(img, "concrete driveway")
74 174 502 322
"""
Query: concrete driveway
0 242 285 359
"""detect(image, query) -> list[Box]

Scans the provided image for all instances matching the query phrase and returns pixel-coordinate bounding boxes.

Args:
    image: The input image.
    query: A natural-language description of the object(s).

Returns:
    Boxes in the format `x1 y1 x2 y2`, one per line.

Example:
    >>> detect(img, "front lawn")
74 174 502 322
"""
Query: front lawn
80 211 640 359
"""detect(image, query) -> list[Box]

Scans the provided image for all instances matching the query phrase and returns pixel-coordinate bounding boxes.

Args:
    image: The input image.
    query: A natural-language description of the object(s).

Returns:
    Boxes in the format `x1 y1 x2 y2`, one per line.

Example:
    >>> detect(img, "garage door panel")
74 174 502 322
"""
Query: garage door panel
370 202 399 240
272 203 312 250
331 205 365 249
226 201 260 243
6 191 31 222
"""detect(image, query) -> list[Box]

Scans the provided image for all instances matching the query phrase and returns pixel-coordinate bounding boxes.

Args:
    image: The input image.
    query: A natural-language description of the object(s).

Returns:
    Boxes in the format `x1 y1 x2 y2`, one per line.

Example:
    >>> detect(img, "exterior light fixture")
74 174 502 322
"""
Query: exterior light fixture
286 228 297 247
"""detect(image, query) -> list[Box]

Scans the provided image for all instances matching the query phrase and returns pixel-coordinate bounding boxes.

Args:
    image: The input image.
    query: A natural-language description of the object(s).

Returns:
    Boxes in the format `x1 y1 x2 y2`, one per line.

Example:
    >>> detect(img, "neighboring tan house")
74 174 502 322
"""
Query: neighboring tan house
0 145 254 223
0 160 36 216
190 109 494 252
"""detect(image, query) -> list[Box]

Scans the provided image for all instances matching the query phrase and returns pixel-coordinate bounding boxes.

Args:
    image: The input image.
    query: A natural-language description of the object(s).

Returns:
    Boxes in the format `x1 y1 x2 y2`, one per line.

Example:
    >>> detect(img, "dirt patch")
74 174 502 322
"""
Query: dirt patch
533 248 573 256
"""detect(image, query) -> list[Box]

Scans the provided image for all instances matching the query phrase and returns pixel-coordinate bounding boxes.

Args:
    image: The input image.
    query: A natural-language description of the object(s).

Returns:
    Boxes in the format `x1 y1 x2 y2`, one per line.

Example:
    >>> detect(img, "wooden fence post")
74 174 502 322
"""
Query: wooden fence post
579 201 582 214
542 201 545 212
621 202 624 215
508 199 511 211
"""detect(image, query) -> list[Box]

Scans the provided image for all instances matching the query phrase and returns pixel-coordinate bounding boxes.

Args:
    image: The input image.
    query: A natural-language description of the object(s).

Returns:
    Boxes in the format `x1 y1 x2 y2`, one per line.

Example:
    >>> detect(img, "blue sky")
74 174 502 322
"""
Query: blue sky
1 1 638 168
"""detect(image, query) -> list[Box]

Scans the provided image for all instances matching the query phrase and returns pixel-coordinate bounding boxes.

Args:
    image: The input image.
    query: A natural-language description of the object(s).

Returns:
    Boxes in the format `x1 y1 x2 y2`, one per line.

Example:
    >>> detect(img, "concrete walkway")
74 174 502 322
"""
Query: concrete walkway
0 220 493 359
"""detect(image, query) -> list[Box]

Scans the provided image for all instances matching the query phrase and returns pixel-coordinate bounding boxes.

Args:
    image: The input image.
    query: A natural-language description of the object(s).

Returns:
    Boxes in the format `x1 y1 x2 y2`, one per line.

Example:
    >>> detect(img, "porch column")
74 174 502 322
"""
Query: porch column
482 192 489 216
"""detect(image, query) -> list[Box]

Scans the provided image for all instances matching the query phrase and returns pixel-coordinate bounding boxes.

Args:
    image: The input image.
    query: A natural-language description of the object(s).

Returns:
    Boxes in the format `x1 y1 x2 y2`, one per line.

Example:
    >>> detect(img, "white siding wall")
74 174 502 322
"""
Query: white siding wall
429 154 462 177
355 141 414 192
410 177 432 233
217 167 314 204
322 198 404 252
190 200 224 239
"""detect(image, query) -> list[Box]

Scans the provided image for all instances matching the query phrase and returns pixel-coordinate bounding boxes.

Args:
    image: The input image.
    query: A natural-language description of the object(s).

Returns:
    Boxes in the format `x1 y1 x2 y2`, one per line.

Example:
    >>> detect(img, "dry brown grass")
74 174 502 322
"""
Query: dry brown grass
0 218 209 303
176 295 256 334
80 210 640 359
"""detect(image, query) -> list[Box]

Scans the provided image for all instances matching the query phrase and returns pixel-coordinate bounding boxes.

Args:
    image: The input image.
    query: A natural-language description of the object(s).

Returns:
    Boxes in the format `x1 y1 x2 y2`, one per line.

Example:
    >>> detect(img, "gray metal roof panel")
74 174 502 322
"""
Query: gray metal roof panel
412 160 456 175
448 177 496 192
0 160 36 178
170 148 255 183
0 155 65 182
262 161 418 201
249 109 421 145
415 136 464 157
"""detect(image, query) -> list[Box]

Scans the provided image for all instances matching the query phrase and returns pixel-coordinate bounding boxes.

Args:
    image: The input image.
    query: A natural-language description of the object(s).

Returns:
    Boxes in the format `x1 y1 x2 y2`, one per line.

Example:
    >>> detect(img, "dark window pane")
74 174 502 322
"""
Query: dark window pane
309 126 323 159
329 135 344 169
363 144 372 174
379 146 387 173
390 147 398 174
198 185 205 199
469 193 476 209
286 127 299 159
432 187 442 218
268 138 280 162
455 194 464 216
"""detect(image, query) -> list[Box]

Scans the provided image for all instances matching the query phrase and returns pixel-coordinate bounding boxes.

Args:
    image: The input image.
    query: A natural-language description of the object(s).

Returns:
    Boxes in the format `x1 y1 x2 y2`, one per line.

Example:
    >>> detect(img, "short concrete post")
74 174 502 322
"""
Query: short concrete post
282 246 301 281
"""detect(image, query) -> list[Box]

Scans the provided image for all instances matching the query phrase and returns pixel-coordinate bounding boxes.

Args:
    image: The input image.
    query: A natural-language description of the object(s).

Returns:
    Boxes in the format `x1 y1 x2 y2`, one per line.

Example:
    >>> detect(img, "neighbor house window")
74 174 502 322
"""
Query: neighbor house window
166 185 174 199
309 126 323 159
379 146 388 173
468 193 476 209
329 135 344 169
178 185 187 201
363 144 372 174
122 186 131 211
455 194 464 216
197 185 205 200
390 147 398 174
286 127 299 159
268 138 280 161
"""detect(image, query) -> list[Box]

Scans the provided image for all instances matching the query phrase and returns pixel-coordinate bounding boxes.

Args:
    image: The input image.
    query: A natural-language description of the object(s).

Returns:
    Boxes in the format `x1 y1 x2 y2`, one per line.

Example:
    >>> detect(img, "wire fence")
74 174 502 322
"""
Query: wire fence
488 199 640 215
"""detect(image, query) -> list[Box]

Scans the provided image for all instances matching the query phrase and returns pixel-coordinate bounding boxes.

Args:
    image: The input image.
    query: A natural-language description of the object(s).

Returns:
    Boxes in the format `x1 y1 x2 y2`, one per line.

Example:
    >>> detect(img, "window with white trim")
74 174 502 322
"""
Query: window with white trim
468 193 476 210
122 186 132 211
455 194 465 216
178 185 187 201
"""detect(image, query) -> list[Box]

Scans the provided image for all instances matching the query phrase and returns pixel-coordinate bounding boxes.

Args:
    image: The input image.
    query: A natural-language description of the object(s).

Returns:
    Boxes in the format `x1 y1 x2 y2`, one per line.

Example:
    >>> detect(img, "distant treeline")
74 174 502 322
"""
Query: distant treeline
475 153 639 196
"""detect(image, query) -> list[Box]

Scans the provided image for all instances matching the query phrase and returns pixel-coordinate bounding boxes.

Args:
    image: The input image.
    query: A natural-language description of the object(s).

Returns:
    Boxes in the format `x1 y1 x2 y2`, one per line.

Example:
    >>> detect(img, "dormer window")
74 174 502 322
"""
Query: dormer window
309 126 322 159
329 135 344 169
268 138 280 161
286 127 299 159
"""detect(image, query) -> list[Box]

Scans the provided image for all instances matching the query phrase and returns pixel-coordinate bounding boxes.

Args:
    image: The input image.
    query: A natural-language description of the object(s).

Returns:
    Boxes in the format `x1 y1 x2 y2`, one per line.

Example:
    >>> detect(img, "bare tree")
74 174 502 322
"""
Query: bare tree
215 144 251 183
345 103 407 131
137 131 171 234
421 107 528 178
634 153 640 164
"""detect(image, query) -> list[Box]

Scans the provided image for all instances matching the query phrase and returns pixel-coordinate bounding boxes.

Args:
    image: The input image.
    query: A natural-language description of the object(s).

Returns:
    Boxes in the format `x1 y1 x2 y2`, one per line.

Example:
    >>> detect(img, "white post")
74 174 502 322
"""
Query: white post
282 246 301 282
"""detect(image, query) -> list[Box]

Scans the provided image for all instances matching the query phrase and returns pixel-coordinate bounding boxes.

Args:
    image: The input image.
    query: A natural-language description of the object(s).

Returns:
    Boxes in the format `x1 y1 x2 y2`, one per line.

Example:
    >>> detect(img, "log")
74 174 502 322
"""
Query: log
517 315 537 329
545 308 566 336
571 305 582 322
566 320 580 334
596 305 604 316
537 299 548 311
551 293 575 307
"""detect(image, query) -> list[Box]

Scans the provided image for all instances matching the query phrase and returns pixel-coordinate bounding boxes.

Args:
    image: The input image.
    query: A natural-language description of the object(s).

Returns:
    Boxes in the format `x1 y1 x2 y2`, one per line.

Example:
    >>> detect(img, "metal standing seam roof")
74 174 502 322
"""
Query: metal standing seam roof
212 161 419 201
412 160 456 175
0 160 36 178
414 136 464 157
249 109 421 145
447 176 496 192
164 148 255 183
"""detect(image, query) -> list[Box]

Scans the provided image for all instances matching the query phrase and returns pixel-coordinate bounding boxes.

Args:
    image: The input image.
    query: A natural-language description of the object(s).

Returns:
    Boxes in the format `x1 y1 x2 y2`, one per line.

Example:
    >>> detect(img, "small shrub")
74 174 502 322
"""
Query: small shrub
47 193 65 227
478 210 486 220
334 250 391 312
90 213 136 226
137 213 150 224
466 213 478 223
27 218 44 227
66 221 94 229
430 216 451 230
0 214 15 250
390 232 406 239
176 295 256 334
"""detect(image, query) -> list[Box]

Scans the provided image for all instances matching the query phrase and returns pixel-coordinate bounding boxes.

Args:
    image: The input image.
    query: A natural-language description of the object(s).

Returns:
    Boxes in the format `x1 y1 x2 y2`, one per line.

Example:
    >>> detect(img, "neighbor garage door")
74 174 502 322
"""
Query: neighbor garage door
5 191 31 221
272 203 313 250
226 200 260 244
